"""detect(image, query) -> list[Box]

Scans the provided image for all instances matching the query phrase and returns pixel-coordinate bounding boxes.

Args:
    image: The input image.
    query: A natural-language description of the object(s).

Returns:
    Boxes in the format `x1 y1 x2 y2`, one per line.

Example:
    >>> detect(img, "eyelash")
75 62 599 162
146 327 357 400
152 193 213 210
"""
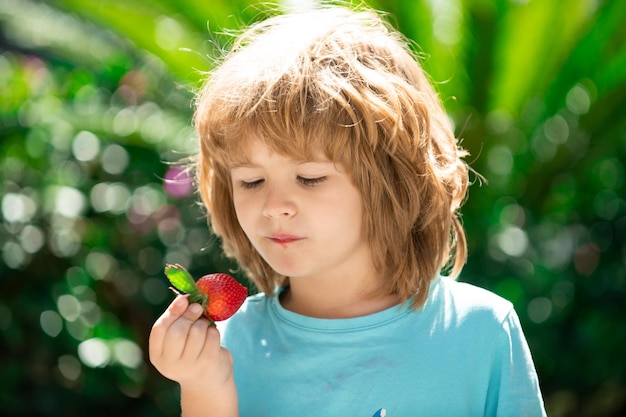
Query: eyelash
298 176 327 186
239 176 327 189
240 179 264 189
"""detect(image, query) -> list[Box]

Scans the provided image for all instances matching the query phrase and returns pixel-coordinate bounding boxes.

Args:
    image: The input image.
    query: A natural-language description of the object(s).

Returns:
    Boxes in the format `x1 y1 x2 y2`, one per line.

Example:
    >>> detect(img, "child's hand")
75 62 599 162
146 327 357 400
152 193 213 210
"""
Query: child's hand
149 295 234 392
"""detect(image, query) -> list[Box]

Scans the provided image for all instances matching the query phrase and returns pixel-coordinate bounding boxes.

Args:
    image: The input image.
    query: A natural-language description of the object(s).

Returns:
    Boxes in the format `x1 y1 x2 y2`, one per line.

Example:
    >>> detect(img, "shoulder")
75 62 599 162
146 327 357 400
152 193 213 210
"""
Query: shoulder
424 276 534 365
434 278 546 414
429 275 516 328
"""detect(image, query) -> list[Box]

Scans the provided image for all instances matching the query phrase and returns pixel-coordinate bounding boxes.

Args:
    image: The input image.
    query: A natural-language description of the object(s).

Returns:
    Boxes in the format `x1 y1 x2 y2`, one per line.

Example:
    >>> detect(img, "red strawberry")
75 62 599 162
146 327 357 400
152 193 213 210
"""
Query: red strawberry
196 273 248 321
164 263 247 324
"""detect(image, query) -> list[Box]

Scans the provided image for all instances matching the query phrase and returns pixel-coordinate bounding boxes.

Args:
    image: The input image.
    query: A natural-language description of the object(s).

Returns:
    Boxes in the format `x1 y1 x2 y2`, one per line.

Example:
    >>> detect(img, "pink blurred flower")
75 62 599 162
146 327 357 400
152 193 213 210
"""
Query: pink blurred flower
163 166 194 199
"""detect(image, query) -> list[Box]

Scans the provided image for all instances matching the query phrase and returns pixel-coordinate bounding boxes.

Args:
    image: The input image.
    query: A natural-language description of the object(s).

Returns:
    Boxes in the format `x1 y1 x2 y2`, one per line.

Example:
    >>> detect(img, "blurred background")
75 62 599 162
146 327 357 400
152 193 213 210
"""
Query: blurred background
1 0 625 415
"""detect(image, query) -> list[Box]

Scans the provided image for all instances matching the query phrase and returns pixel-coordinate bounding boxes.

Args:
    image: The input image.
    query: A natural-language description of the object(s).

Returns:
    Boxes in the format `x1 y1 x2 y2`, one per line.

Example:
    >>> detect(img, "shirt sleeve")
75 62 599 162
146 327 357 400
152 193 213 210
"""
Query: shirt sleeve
485 308 547 417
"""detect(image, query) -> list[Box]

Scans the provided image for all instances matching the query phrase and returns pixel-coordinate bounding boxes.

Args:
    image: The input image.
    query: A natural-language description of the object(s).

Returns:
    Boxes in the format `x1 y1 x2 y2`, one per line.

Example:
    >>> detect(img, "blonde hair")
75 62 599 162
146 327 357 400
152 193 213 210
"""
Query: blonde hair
195 5 469 309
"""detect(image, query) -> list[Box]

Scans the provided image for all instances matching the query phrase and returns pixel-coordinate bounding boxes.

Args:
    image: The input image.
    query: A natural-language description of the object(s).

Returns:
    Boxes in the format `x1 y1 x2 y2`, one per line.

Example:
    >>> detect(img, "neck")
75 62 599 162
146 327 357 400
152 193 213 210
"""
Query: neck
279 274 402 319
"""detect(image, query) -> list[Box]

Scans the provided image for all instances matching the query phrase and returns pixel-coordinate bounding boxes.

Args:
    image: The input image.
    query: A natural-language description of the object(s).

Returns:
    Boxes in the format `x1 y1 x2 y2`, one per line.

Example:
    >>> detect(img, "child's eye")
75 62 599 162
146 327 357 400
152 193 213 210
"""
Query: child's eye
298 176 327 187
240 179 264 189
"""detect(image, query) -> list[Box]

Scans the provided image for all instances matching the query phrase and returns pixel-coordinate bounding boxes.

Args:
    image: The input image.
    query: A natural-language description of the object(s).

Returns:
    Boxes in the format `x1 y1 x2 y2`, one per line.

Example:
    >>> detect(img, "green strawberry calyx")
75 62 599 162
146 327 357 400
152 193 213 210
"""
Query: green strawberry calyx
164 263 210 320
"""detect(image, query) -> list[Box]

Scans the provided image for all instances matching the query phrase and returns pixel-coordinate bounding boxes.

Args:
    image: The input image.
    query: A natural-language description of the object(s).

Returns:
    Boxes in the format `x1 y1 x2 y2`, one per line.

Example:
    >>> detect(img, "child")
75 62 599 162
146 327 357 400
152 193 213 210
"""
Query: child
149 5 547 417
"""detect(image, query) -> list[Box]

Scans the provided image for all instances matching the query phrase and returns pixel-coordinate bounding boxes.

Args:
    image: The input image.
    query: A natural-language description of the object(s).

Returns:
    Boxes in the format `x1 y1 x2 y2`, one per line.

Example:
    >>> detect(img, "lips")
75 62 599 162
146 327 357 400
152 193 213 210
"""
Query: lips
267 233 304 246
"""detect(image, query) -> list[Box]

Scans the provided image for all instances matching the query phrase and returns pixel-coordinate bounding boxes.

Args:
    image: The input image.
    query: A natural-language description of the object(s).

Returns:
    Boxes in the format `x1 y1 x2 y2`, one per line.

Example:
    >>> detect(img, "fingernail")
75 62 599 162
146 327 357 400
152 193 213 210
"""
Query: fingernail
171 296 187 314
189 303 203 315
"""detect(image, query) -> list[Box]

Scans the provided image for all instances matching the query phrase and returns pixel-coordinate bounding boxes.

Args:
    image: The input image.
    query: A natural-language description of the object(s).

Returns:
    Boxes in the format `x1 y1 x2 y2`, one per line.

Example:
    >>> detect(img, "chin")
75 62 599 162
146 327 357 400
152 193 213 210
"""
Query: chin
265 260 307 279
269 265 304 278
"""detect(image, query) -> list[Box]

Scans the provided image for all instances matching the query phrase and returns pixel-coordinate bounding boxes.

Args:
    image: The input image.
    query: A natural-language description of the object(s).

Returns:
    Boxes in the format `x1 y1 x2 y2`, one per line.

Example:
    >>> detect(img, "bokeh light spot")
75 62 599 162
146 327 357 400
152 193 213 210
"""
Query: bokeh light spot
66 319 91 341
140 110 168 143
101 144 129 175
2 156 26 183
594 158 624 190
48 223 82 258
65 266 90 289
25 128 48 158
187 227 211 254
79 300 101 327
57 294 81 322
130 185 165 217
85 251 116 281
528 297 553 324
539 227 577 271
499 201 526 226
53 186 86 218
158 216 184 247
2 192 37 223
112 108 138 136
487 145 514 176
496 226 529 257
531 130 557 162
430 0 461 46
155 16 183 51
90 182 131 214
40 310 63 337
58 160 85 187
566 84 591 115
485 109 514 134
58 354 82 382
544 115 569 145
72 130 100 162
113 339 143 368
78 338 111 368
73 84 103 116
19 224 45 254
2 241 27 269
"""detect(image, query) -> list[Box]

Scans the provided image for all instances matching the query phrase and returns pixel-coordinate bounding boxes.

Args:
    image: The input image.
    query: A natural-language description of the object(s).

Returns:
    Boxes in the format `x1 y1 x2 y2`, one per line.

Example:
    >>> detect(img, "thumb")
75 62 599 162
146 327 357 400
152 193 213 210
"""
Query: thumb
149 295 190 355
168 294 190 317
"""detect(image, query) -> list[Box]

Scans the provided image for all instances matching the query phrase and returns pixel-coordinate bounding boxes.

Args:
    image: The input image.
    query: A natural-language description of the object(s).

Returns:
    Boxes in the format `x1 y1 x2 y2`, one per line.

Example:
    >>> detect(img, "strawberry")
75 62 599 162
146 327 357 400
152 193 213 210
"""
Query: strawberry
164 263 247 324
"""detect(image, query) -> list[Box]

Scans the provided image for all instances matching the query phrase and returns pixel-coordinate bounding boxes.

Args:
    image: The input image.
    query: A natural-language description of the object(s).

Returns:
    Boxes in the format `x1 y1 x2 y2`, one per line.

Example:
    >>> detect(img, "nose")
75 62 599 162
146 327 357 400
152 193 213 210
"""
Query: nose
262 184 296 218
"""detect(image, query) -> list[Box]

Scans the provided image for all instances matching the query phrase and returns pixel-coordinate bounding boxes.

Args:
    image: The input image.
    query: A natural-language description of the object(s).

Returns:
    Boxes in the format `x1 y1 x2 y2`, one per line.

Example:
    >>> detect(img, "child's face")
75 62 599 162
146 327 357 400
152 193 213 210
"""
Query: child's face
229 138 373 281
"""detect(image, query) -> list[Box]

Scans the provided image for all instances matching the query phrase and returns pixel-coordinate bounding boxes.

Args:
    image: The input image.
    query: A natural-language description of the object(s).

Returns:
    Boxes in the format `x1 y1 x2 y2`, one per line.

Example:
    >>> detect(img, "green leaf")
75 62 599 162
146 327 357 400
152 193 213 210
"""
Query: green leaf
164 264 198 294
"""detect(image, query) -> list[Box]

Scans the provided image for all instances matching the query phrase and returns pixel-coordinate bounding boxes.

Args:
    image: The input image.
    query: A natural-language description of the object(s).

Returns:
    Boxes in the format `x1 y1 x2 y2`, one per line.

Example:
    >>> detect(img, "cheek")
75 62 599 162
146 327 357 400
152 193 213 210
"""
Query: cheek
346 194 367 237
324 191 364 230
233 196 268 248
232 193 252 230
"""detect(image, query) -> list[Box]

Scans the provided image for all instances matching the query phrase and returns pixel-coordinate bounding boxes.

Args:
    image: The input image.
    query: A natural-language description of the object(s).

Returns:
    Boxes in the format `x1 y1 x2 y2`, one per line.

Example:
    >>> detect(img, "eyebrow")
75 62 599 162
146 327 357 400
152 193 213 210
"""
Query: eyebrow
229 162 255 169
229 159 333 169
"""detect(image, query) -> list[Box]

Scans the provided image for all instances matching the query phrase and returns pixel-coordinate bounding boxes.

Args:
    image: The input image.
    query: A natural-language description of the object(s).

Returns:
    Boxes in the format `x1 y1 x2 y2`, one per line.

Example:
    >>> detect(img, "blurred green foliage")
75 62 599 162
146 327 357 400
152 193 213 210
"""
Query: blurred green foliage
1 0 625 416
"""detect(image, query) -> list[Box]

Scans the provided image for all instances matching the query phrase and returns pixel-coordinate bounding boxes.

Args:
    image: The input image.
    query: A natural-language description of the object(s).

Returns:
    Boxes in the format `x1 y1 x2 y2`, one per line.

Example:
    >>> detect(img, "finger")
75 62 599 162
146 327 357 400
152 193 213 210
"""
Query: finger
182 302 204 322
149 295 189 360
182 317 211 360
160 303 205 361
199 325 224 360
161 295 190 323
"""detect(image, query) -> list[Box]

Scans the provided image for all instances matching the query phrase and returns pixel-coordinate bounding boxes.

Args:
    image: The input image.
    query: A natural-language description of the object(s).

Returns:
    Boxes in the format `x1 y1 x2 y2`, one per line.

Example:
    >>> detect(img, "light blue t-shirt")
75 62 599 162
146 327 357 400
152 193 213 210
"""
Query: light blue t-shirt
219 275 546 417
